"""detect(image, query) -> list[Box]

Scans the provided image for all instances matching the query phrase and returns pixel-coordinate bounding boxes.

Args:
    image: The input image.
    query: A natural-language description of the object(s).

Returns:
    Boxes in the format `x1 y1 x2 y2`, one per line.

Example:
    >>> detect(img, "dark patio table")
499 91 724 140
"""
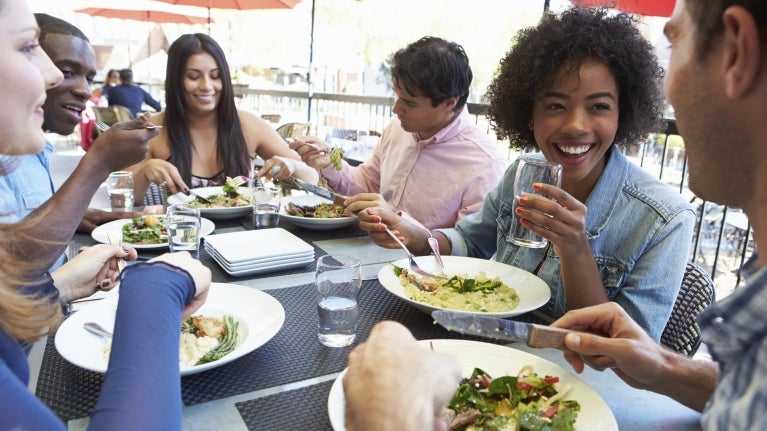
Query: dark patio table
29 215 702 431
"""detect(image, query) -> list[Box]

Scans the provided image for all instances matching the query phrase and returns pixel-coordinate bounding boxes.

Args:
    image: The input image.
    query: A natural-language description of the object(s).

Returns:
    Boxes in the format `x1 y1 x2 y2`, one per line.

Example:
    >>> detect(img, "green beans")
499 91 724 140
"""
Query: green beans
195 315 239 365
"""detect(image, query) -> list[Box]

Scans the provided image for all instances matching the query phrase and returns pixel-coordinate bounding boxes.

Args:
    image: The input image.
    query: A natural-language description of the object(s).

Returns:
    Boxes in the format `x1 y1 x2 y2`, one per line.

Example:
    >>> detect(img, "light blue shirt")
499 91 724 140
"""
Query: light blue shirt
0 142 65 269
439 148 695 340
700 260 767 430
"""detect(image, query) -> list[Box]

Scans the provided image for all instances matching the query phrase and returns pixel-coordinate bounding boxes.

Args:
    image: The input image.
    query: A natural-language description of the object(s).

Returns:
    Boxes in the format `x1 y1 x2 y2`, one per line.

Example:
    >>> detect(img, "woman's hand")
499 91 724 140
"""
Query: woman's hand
148 252 212 318
258 155 303 182
514 183 589 257
343 193 392 215
51 244 137 302
137 159 188 196
357 207 432 255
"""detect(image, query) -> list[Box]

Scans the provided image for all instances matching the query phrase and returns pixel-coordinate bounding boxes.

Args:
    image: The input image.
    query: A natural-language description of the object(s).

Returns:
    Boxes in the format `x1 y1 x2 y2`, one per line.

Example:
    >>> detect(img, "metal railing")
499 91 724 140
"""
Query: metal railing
235 87 750 296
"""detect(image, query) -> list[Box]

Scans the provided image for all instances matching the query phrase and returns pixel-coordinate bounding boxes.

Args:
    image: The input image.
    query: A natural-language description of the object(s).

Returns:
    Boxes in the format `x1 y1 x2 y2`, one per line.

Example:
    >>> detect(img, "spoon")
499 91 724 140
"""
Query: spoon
84 322 113 339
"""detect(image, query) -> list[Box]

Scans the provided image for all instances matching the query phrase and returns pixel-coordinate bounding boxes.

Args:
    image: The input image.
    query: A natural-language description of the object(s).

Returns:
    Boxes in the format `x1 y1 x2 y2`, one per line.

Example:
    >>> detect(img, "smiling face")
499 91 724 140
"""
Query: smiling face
0 0 62 155
532 60 619 200
391 81 458 140
40 33 95 135
182 52 222 115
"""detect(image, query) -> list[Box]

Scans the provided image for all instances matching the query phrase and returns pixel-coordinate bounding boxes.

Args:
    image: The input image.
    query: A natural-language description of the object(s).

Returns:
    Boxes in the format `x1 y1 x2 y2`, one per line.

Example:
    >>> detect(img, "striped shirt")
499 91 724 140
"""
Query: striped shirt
699 258 767 430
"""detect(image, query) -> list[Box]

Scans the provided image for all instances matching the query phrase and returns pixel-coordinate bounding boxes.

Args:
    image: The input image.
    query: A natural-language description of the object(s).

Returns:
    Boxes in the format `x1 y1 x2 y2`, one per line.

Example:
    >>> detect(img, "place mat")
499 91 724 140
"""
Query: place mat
236 381 334 431
36 280 512 421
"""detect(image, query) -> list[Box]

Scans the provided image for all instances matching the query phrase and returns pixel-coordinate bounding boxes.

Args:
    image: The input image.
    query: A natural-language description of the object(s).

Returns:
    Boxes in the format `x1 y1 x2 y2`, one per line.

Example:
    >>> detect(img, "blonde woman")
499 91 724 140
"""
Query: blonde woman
0 2 211 429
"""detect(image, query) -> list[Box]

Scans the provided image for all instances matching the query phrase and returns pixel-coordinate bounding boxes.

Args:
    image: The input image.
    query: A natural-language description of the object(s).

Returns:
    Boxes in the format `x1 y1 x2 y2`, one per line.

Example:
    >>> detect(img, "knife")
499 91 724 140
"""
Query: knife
293 178 348 207
432 310 574 351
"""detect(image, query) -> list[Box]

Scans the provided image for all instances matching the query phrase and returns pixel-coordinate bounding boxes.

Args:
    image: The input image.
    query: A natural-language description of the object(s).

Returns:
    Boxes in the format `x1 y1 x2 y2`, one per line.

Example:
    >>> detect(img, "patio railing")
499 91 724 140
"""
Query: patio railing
234 87 751 298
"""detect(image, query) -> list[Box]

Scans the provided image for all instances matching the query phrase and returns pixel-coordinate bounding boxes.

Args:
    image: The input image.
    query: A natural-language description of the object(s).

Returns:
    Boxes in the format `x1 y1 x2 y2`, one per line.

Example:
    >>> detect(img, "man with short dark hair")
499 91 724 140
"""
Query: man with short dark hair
104 68 162 116
290 37 508 230
0 13 156 274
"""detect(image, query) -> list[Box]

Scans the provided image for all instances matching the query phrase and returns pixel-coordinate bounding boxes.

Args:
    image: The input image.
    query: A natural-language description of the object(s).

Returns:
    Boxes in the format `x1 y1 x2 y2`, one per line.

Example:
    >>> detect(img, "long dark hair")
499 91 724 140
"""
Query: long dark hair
164 33 249 184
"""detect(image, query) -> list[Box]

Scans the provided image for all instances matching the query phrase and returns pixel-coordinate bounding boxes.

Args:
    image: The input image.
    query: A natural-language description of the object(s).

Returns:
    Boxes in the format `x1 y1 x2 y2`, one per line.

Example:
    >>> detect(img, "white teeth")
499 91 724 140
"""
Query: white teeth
559 145 590 155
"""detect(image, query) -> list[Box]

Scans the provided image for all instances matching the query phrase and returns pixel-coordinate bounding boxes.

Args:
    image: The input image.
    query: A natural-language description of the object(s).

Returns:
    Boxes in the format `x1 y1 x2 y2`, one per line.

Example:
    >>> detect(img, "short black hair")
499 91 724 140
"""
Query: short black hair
34 13 89 44
486 7 664 151
687 0 767 60
390 36 472 112
119 68 133 83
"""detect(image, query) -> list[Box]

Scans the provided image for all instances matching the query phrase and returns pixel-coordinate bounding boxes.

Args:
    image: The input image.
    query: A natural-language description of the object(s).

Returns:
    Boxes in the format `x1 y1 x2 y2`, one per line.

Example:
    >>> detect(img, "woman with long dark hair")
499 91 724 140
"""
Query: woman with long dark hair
130 33 317 200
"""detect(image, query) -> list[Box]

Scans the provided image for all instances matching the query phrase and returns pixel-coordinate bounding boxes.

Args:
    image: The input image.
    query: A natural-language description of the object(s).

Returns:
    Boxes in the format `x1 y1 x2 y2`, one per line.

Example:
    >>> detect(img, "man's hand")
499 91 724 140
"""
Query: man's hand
85 113 160 175
77 208 140 233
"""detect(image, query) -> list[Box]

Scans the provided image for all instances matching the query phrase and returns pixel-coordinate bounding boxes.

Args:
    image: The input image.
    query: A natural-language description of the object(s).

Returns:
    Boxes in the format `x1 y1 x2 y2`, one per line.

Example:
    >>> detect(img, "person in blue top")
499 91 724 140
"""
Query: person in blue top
104 68 162 116
0 4 211 430
0 13 156 277
358 8 695 340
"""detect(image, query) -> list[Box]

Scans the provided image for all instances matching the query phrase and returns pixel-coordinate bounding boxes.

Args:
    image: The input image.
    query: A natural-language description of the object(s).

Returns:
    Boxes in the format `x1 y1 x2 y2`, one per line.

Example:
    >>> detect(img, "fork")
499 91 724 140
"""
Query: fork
94 122 163 133
106 230 126 271
385 227 438 278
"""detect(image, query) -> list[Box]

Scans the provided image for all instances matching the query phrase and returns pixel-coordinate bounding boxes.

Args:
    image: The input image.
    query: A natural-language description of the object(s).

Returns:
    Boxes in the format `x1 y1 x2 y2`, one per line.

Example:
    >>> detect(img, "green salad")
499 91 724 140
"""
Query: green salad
121 215 167 244
447 367 580 431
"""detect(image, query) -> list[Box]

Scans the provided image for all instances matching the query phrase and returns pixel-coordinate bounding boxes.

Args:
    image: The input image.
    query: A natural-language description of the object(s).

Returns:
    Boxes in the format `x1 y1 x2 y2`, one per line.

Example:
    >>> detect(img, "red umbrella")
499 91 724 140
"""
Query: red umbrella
75 1 213 25
155 0 301 28
571 0 675 17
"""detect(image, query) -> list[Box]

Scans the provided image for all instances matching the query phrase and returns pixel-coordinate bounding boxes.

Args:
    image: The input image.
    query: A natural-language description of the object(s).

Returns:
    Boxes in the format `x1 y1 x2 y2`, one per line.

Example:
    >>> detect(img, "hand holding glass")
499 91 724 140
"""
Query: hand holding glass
316 254 361 347
509 156 563 248
166 204 201 255
106 171 134 211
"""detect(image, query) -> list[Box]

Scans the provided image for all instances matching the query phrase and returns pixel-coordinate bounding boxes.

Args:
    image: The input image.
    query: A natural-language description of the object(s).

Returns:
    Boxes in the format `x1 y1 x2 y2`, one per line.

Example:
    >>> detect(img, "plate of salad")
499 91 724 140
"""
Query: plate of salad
167 177 254 220
91 215 215 249
327 339 617 430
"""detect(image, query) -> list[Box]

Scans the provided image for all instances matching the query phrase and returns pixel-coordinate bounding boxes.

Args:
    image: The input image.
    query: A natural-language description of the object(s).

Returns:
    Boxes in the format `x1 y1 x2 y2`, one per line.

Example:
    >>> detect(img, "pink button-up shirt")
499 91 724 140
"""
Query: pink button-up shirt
321 107 508 229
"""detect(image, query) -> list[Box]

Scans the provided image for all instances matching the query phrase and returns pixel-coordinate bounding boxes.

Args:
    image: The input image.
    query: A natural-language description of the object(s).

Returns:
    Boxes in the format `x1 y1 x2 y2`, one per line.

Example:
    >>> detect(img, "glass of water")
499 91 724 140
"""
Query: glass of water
166 204 201 255
316 254 361 347
106 171 134 211
252 185 281 229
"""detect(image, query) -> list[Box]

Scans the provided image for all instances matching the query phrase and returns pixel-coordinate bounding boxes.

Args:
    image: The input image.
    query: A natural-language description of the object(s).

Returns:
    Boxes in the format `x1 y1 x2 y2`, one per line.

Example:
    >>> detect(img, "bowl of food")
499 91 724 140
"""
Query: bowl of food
167 178 253 220
378 256 550 317
280 194 358 230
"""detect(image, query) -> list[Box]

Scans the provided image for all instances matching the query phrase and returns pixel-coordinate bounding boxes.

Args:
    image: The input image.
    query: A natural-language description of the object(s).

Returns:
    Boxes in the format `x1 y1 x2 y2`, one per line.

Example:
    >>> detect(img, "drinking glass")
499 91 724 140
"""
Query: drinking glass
316 254 361 347
509 156 563 248
166 204 201 255
106 171 134 211
252 186 281 229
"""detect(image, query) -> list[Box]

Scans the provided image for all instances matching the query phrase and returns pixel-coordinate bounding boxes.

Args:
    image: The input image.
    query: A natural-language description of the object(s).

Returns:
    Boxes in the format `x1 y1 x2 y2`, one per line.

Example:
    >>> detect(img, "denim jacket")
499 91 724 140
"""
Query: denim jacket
0 141 54 221
439 148 695 339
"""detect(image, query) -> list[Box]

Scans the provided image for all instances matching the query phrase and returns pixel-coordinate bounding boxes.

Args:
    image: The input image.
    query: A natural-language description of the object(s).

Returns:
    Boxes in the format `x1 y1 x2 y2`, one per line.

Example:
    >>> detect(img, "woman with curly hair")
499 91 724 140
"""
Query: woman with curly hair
359 7 695 339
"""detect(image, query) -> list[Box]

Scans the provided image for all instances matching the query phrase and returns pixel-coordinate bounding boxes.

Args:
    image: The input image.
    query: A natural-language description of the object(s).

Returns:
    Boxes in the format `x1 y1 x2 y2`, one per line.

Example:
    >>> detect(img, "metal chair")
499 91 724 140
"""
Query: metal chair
275 122 311 141
143 183 167 207
660 262 716 356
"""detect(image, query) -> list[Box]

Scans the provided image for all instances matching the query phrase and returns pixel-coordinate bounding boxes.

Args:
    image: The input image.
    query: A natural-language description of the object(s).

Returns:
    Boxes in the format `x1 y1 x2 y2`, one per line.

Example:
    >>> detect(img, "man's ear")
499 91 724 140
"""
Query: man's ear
721 6 763 98
442 96 459 112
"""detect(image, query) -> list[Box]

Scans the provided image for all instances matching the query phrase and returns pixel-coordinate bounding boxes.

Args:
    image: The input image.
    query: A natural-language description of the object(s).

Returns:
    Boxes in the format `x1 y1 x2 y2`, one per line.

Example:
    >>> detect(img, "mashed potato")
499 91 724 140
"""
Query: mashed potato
102 330 221 368
401 272 520 312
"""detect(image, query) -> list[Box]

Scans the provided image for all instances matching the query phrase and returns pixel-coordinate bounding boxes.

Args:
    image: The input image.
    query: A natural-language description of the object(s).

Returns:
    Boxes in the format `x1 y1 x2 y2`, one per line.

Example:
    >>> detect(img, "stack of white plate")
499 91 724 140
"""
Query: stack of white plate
204 228 315 276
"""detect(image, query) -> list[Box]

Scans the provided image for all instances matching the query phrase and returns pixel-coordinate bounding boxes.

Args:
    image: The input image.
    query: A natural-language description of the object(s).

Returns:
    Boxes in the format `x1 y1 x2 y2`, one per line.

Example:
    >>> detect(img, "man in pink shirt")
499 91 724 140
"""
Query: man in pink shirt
290 37 508 230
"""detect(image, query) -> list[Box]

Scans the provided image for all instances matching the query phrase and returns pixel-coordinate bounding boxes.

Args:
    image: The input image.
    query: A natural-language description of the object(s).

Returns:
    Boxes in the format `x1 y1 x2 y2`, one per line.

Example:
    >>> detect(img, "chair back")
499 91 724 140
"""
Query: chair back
275 122 312 141
660 262 716 356
143 183 167 207
92 106 135 127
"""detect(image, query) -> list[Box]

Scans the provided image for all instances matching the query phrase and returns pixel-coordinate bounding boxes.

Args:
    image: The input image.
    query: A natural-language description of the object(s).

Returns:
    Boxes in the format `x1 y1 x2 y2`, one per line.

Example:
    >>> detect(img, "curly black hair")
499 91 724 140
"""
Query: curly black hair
485 7 664 151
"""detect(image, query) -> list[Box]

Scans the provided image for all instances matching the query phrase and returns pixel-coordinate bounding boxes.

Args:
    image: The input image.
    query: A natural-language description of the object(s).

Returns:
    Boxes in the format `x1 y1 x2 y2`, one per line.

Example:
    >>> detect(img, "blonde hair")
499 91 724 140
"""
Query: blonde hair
0 208 63 343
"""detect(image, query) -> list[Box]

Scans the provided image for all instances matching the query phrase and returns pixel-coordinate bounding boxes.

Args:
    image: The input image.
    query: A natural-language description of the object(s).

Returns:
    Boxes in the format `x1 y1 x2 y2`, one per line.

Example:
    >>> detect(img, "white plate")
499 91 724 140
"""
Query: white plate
204 228 314 264
280 195 358 231
167 186 254 220
55 282 285 376
91 217 215 249
328 339 617 431
378 256 550 317
207 250 315 276
204 243 313 269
